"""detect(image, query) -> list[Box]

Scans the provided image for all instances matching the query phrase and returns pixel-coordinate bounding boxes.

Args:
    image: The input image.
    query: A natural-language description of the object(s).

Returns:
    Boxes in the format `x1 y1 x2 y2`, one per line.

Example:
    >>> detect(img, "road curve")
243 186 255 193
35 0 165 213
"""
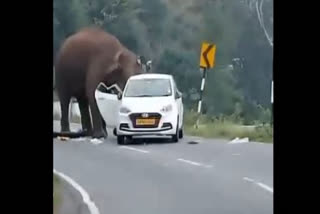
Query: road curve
53 121 273 214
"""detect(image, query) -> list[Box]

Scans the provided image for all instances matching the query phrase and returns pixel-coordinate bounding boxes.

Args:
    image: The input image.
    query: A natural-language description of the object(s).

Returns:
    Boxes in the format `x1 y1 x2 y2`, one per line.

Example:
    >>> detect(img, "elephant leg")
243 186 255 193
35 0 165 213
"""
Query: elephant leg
88 92 107 139
59 95 71 132
77 95 92 135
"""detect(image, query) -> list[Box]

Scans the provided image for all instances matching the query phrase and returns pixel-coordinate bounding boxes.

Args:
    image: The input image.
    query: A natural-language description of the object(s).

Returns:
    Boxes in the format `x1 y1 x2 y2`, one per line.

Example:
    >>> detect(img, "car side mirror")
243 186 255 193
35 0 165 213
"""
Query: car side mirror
146 60 152 72
175 91 182 99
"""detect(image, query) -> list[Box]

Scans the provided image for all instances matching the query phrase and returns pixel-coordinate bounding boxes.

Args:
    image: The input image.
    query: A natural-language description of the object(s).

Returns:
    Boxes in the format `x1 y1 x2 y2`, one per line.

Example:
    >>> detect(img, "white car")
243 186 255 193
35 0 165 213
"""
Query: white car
95 73 184 144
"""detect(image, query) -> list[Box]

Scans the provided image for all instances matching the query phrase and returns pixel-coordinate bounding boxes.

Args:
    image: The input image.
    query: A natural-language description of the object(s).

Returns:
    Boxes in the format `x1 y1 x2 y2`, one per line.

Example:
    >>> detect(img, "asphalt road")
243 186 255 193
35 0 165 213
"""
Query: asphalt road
57 175 91 214
53 121 273 214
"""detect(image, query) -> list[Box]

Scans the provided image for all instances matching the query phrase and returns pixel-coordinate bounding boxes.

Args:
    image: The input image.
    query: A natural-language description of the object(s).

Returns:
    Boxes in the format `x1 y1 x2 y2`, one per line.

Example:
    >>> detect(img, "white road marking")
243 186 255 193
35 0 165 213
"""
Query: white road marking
178 159 201 166
243 177 273 194
119 146 150 154
53 169 100 214
232 153 241 156
256 182 274 193
177 158 213 168
243 177 255 182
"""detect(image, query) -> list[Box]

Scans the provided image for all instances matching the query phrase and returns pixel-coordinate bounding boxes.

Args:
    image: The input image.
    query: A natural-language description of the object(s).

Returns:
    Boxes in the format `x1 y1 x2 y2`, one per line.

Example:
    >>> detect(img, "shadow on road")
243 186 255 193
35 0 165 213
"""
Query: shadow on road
126 137 176 145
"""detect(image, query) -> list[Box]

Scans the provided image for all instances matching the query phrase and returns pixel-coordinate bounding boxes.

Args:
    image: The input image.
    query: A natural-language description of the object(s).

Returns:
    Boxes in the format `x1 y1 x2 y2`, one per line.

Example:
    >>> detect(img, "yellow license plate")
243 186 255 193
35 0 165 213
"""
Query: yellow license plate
136 118 156 125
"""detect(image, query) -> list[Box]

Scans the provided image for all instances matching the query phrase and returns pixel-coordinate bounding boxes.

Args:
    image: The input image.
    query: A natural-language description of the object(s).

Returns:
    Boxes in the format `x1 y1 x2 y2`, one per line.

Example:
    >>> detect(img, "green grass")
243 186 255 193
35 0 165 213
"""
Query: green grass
53 175 62 214
184 111 273 143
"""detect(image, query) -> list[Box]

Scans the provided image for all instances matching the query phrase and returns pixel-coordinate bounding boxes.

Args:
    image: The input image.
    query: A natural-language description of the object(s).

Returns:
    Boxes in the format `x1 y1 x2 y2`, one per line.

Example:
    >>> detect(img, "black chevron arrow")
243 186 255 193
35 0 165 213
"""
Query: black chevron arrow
203 44 213 68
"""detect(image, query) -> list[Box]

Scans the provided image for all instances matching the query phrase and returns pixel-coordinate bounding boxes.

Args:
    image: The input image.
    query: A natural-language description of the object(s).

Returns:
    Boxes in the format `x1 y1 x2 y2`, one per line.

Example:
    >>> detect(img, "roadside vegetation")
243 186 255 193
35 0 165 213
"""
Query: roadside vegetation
53 175 62 214
53 0 273 142
184 110 273 143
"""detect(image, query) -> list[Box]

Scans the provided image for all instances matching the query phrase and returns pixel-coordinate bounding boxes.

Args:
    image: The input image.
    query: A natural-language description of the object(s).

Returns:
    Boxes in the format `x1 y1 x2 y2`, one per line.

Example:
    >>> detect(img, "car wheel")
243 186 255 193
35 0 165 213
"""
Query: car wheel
113 128 117 136
179 127 183 139
127 136 133 144
117 135 125 145
172 117 179 143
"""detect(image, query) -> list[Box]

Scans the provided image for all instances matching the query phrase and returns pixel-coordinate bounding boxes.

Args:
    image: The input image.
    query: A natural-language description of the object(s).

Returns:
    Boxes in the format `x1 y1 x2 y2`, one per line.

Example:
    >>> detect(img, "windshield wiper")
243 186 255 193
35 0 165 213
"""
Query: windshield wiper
134 94 154 97
130 94 170 97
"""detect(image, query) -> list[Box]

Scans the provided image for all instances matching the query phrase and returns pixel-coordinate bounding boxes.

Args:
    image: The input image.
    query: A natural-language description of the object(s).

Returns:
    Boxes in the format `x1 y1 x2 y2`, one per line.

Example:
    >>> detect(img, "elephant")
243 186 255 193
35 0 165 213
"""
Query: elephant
54 27 149 139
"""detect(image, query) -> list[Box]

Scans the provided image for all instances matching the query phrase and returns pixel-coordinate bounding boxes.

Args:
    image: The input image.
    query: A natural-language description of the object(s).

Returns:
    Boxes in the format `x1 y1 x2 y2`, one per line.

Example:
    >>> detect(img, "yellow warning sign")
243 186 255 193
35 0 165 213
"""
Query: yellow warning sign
199 42 216 69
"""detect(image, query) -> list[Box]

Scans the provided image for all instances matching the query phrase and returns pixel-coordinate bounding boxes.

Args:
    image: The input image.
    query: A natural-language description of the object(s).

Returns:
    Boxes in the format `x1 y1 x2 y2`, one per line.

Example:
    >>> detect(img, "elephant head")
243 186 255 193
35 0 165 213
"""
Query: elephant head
107 49 151 91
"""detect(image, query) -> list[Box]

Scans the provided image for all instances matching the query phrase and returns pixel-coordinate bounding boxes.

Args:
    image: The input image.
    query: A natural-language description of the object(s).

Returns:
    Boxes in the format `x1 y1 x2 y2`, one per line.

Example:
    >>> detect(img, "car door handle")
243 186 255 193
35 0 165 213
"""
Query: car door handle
97 97 105 100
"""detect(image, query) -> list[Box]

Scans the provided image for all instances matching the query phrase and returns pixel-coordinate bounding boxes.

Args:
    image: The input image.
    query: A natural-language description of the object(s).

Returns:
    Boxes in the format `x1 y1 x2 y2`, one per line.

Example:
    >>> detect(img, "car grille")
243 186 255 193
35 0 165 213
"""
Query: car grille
129 112 162 128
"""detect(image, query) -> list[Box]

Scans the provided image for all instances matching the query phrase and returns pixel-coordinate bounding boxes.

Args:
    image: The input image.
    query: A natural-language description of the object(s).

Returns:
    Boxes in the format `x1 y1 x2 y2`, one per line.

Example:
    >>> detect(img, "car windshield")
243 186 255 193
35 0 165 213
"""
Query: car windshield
124 78 172 97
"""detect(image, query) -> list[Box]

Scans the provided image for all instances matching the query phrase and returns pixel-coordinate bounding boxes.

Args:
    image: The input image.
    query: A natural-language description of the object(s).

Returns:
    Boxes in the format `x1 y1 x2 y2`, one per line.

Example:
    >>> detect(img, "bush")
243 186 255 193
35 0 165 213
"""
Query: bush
53 175 62 214
183 110 273 143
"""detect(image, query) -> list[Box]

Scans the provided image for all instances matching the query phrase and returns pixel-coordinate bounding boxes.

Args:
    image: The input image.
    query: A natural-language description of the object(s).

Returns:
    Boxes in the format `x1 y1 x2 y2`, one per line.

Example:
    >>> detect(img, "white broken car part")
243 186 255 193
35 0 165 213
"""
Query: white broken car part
229 137 249 144
90 138 104 145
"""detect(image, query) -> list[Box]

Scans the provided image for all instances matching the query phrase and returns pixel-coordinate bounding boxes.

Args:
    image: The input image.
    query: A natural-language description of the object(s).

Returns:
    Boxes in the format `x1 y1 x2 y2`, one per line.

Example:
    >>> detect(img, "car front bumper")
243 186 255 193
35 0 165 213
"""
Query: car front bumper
116 111 177 136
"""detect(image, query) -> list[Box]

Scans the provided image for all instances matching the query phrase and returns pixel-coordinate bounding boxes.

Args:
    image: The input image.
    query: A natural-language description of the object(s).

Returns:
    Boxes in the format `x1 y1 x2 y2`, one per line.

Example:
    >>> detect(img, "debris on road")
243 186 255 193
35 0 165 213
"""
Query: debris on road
229 137 249 144
72 137 88 142
188 141 199 144
57 136 70 141
90 138 104 145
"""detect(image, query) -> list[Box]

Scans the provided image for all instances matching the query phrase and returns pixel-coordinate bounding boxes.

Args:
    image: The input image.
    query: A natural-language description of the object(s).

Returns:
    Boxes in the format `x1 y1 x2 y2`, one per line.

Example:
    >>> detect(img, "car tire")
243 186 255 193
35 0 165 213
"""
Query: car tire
117 135 125 145
179 127 183 139
172 117 179 143
127 136 133 144
113 128 117 136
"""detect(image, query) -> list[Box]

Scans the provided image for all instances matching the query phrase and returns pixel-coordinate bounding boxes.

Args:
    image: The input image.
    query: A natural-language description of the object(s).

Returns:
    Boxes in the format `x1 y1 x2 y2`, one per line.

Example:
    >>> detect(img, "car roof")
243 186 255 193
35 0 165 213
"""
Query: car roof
129 73 173 80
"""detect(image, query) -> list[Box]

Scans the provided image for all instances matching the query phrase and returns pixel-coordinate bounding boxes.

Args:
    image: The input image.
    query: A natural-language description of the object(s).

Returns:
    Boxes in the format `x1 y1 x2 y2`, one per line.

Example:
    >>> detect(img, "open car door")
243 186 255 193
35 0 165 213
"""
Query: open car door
95 83 121 129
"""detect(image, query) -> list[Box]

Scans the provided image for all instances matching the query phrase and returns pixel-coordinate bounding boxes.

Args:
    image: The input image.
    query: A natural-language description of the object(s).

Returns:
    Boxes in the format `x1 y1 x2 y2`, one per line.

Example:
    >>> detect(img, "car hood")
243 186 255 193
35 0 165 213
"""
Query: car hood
121 96 174 112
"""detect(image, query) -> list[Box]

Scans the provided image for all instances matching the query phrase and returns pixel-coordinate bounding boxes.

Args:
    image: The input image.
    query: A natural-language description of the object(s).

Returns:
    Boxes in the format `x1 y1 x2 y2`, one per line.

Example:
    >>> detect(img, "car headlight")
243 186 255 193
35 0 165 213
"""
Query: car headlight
120 106 131 114
160 104 173 113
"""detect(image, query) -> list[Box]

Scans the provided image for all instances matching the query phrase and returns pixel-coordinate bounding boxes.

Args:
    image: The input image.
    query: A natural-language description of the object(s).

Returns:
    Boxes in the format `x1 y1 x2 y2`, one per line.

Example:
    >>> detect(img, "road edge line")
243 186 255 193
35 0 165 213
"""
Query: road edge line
53 169 100 214
119 146 150 153
256 182 274 193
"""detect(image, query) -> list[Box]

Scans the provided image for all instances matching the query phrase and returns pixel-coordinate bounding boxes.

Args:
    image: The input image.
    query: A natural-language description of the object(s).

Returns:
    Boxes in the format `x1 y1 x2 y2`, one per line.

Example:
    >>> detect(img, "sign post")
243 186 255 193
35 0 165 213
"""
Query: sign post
195 42 216 129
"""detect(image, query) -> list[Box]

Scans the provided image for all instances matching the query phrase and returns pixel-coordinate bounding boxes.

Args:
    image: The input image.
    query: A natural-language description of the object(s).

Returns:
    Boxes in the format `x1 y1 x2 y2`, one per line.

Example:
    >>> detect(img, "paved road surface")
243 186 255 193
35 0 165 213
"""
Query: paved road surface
56 175 90 214
53 121 273 214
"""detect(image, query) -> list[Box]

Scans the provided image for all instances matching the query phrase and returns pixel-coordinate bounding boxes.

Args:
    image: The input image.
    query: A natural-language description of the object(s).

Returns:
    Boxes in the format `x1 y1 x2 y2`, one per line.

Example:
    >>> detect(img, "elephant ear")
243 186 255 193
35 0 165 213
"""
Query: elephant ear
114 50 124 67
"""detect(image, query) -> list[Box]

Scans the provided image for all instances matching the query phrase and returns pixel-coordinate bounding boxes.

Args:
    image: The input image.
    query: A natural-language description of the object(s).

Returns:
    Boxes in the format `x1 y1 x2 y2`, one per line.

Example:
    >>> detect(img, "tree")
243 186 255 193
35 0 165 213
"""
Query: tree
53 0 273 123
156 48 200 108
135 0 168 59
53 0 90 55
203 68 244 116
